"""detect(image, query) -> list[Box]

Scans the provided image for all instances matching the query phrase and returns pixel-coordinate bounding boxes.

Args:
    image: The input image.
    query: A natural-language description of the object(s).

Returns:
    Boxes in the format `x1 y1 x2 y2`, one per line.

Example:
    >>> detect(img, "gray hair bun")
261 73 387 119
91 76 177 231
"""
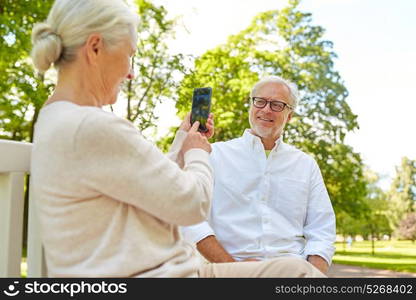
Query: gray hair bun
31 23 63 73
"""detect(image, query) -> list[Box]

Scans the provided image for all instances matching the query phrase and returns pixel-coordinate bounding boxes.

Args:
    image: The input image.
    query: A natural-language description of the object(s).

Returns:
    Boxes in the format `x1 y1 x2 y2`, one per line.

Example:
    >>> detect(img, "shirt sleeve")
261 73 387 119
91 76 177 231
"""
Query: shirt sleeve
166 129 187 168
180 221 215 244
74 112 213 226
303 159 336 265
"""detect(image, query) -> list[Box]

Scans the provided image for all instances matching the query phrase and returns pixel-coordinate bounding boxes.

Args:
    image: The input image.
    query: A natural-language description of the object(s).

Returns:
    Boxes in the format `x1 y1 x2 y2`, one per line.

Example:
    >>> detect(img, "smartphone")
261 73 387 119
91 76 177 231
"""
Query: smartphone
191 87 212 133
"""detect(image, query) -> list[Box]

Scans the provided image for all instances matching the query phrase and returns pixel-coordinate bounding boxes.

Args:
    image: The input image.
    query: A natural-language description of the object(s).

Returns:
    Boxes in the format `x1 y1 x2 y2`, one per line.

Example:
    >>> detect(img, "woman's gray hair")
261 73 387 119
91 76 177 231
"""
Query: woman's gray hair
250 75 300 109
31 0 139 73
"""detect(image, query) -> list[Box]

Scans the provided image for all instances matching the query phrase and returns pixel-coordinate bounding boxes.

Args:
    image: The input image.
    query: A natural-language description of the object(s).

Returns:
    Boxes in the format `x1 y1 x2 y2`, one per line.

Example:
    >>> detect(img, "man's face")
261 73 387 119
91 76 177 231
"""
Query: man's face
249 82 293 141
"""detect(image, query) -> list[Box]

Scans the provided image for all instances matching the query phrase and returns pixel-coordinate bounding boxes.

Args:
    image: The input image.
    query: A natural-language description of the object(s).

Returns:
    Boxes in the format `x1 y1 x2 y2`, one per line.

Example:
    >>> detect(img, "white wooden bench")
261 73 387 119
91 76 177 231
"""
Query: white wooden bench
0 139 47 277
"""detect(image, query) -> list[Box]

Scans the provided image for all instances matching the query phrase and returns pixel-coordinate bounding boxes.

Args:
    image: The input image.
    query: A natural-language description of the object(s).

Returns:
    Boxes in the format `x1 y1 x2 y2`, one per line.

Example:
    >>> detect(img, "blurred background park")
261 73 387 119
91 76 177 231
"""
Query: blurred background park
1 0 415 274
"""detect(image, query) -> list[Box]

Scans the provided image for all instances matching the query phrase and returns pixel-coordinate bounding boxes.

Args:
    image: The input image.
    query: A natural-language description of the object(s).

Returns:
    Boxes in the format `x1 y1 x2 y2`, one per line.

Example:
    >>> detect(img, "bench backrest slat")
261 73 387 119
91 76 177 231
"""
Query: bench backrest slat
0 139 46 277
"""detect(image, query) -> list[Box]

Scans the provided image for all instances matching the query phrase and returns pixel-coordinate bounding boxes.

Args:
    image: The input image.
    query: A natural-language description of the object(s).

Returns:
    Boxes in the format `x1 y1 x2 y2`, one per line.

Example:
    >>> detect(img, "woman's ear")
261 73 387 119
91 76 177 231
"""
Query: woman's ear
85 33 103 65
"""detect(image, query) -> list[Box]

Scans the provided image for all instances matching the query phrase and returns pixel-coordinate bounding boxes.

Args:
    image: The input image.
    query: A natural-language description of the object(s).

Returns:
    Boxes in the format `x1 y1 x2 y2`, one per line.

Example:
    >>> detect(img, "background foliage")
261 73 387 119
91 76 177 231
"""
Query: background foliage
1 0 415 239
159 0 368 220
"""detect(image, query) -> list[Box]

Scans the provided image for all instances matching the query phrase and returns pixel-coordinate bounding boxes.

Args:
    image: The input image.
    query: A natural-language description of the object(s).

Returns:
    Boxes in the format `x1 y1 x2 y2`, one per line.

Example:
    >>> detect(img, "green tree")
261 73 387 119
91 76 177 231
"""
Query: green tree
335 211 362 252
1 0 186 141
121 0 188 136
336 170 392 255
388 156 416 230
0 0 54 142
359 170 392 254
160 0 367 217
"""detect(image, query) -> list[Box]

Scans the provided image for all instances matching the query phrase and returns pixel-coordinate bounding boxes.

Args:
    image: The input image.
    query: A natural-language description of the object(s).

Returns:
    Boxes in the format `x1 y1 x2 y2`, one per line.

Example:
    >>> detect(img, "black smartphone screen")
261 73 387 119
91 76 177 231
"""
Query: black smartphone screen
191 87 212 133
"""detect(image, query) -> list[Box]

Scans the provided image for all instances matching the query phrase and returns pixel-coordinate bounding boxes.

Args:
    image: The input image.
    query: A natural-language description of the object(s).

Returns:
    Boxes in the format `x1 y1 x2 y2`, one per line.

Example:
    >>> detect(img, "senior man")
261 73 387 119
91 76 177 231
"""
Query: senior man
182 76 336 274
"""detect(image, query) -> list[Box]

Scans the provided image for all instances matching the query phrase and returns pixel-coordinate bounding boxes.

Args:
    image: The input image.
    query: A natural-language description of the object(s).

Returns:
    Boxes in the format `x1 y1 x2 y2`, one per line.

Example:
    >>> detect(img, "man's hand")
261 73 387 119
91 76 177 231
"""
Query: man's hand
179 112 214 139
307 255 329 274
202 113 214 139
241 258 260 262
197 235 235 263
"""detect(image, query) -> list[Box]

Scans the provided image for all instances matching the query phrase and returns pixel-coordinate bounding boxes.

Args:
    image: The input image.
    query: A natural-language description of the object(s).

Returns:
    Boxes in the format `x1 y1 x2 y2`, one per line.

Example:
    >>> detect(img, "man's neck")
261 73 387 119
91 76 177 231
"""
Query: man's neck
260 138 277 150
248 129 280 150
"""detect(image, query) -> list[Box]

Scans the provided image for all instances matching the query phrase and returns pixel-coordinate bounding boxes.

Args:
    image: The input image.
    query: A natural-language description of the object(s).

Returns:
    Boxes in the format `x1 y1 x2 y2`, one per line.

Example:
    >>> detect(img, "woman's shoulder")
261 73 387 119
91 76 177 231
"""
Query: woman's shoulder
38 101 139 146
73 106 143 151
40 101 125 130
78 107 135 135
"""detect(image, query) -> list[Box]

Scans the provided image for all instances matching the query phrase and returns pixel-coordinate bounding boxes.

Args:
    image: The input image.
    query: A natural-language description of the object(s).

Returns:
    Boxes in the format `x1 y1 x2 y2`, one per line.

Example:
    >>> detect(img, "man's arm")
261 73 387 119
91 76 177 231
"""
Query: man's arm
307 255 329 274
303 159 336 268
196 235 236 263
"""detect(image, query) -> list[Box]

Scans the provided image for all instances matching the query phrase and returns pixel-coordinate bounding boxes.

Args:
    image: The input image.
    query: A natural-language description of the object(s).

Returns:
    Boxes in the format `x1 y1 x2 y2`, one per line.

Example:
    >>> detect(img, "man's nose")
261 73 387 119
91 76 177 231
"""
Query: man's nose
261 101 273 113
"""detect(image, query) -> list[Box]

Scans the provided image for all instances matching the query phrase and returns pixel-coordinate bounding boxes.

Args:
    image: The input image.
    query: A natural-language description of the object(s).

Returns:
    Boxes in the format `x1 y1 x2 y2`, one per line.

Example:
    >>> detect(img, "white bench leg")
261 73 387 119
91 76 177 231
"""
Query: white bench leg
0 172 25 277
27 179 47 277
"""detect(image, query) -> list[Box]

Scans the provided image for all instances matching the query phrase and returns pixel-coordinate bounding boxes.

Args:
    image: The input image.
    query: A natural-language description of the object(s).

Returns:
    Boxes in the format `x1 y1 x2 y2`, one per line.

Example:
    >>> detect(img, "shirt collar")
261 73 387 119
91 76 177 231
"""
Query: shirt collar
242 129 283 153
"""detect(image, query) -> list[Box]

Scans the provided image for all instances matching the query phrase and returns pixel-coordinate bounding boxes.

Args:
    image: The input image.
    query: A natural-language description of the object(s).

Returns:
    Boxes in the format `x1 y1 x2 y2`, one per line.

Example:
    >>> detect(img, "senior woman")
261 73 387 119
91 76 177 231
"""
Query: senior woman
30 0 324 278
30 0 213 278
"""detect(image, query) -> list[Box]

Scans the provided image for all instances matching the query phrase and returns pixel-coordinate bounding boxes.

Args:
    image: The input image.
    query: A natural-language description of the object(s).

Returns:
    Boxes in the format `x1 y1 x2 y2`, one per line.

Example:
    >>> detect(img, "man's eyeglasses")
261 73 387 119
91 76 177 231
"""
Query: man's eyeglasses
251 97 294 112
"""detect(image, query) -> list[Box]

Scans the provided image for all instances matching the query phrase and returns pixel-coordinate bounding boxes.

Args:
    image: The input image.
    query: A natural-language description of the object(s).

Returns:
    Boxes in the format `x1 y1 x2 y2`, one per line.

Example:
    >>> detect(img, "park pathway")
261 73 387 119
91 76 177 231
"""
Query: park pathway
328 263 416 278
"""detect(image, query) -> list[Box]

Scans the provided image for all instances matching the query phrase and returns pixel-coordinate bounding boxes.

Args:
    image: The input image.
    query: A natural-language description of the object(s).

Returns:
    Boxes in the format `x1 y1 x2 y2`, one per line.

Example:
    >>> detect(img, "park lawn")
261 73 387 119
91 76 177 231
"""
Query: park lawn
21 259 27 278
333 240 416 273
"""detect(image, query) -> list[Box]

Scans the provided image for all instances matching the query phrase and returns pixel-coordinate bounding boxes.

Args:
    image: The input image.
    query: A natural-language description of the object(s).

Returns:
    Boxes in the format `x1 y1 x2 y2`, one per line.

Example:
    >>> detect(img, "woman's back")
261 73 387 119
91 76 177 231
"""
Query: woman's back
31 101 211 277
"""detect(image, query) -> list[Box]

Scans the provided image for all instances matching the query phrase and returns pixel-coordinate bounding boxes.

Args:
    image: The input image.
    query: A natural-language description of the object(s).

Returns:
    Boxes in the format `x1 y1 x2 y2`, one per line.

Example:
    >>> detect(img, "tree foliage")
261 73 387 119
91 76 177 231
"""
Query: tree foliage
337 170 392 243
0 0 54 142
121 0 188 135
160 0 367 217
0 0 186 141
360 170 392 239
388 156 416 230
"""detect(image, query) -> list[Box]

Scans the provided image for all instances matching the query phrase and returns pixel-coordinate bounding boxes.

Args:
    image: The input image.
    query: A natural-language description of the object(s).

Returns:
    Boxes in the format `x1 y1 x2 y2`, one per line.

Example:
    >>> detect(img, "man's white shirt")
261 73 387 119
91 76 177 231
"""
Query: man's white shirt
181 129 336 264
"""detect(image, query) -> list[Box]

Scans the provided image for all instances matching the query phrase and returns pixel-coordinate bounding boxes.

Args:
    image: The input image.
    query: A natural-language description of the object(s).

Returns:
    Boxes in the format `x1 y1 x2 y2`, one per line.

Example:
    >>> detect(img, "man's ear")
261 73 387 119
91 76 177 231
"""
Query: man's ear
85 33 103 65
286 111 293 123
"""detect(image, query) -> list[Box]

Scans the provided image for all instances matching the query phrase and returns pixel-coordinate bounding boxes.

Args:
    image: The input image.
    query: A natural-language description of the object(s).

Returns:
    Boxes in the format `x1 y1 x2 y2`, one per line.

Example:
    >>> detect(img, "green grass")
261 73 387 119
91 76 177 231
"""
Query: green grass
21 259 27 278
333 240 416 273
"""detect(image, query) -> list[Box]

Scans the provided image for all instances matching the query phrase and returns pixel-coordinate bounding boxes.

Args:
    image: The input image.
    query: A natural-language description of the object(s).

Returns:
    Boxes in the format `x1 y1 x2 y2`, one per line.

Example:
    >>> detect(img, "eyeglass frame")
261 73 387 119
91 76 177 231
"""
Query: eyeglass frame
250 96 294 112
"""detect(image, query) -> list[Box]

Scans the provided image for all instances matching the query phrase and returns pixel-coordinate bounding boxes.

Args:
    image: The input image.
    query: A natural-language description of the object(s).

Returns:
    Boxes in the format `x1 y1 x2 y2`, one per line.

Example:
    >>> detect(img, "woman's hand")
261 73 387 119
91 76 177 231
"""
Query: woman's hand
179 112 192 132
182 121 212 154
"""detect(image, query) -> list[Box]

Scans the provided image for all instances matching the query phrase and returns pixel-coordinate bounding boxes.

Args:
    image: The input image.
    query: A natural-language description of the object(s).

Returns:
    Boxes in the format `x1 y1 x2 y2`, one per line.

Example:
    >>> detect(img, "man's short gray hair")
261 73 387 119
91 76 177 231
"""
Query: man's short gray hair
250 76 299 109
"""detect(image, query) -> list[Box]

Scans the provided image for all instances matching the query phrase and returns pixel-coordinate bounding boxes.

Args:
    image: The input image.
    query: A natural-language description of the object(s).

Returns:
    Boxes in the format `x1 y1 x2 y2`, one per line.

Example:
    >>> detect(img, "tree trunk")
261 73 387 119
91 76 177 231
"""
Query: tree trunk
371 232 375 256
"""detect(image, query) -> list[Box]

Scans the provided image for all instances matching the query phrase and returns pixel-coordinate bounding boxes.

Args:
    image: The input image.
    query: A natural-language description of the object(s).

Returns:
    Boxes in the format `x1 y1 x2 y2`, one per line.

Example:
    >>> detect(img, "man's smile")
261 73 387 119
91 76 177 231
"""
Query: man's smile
257 116 274 123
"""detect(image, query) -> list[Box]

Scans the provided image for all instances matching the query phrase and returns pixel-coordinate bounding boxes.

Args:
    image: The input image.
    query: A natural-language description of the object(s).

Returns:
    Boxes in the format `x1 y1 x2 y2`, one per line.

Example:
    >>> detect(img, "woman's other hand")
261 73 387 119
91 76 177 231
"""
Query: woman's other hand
182 121 212 154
